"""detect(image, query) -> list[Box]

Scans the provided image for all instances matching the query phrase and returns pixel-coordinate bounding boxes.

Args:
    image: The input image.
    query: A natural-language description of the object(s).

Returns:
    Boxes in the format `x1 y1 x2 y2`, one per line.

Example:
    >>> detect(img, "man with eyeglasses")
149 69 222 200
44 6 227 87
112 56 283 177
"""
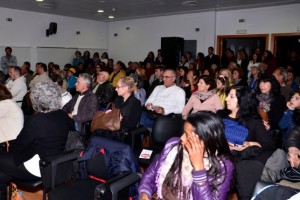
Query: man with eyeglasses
140 69 185 128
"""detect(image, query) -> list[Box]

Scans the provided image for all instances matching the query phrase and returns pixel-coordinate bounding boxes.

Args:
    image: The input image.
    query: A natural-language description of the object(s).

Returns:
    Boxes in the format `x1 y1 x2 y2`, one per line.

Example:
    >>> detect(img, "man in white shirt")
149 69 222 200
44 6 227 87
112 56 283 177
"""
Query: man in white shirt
7 66 27 107
140 69 185 128
29 62 50 88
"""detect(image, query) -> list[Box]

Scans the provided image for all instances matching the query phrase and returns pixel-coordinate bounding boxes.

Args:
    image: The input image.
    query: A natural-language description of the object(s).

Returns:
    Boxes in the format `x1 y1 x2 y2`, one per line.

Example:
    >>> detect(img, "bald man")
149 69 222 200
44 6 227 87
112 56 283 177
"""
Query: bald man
92 71 114 109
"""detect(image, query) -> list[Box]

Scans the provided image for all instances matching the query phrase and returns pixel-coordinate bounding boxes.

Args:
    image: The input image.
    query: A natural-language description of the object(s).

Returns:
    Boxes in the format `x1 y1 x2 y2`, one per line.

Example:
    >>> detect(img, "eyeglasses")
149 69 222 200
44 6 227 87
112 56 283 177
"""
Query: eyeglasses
116 85 126 89
162 76 175 79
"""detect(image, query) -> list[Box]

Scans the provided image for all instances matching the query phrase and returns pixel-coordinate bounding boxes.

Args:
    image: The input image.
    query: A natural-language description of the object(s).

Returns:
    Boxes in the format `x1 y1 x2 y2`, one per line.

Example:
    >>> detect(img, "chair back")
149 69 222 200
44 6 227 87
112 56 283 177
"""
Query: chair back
151 115 184 150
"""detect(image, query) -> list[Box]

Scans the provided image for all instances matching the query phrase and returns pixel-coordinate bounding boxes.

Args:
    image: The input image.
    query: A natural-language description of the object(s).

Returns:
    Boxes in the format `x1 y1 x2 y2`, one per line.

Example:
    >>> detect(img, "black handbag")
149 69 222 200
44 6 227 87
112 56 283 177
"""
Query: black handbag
64 131 85 153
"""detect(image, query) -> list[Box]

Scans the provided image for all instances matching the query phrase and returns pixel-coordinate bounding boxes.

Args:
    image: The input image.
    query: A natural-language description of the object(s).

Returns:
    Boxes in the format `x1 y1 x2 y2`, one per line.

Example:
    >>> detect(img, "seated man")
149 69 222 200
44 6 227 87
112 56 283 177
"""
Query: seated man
21 61 33 90
29 62 50 88
146 65 165 97
62 73 98 134
7 66 27 107
140 69 185 128
92 71 114 109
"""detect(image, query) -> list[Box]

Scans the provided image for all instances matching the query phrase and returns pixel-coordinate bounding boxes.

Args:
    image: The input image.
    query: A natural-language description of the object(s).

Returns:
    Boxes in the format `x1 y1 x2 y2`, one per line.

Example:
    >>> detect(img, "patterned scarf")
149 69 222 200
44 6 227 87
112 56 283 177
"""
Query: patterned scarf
156 145 211 200
193 90 216 103
257 93 273 112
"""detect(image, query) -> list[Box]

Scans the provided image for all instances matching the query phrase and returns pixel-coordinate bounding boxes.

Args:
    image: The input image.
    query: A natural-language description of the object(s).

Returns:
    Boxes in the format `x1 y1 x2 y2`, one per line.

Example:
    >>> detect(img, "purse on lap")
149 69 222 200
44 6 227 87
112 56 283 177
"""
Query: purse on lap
91 103 121 132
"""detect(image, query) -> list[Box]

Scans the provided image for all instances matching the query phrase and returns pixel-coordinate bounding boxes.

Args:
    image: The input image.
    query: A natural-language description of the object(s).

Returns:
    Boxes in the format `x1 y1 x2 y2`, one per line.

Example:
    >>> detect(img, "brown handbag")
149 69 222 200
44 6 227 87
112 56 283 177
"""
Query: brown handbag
91 103 121 132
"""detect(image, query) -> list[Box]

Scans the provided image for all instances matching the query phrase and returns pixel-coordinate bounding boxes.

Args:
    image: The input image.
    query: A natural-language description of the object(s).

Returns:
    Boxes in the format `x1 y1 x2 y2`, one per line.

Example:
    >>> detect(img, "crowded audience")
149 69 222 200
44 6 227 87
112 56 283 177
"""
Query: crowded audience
1 46 300 200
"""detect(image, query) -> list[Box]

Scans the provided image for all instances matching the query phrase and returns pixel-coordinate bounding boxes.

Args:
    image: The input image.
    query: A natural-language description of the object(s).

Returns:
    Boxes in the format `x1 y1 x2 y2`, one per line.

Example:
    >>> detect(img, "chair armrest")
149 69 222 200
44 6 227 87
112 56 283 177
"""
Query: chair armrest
94 172 141 200
40 151 80 190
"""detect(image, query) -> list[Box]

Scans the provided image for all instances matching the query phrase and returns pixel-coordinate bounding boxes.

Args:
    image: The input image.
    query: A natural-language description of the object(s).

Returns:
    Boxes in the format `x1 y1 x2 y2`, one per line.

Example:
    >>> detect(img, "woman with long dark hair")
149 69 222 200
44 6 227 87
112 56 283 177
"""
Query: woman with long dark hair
138 111 234 200
219 86 274 200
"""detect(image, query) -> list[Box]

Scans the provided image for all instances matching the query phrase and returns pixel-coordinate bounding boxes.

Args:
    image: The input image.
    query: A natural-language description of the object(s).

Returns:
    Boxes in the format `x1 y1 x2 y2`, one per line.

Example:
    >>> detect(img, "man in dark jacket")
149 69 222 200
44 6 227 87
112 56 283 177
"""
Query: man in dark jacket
92 71 114 109
204 46 220 68
63 73 98 134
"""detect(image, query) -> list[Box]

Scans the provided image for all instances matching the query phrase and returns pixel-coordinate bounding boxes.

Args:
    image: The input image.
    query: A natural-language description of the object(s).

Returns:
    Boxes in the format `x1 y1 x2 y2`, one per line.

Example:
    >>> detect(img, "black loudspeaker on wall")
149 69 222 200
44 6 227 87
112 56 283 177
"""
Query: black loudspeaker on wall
46 22 57 37
161 37 184 69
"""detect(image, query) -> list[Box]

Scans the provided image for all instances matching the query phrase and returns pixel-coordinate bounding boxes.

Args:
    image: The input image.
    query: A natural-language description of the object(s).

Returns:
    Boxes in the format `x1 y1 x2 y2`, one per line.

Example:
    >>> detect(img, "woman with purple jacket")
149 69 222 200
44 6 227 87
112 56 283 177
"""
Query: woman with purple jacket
138 111 234 200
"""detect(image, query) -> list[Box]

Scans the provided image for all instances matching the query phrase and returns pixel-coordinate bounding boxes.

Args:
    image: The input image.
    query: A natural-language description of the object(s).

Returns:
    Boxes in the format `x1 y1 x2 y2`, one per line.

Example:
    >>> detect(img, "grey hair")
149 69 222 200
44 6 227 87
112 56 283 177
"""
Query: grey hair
278 67 288 82
78 73 92 88
30 81 62 113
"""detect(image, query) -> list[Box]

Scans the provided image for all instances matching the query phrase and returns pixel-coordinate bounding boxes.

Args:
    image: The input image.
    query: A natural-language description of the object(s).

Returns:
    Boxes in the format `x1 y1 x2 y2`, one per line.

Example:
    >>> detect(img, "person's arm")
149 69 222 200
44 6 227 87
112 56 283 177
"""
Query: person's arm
279 109 294 129
182 95 195 119
164 88 185 114
145 86 160 105
72 94 98 122
191 159 234 200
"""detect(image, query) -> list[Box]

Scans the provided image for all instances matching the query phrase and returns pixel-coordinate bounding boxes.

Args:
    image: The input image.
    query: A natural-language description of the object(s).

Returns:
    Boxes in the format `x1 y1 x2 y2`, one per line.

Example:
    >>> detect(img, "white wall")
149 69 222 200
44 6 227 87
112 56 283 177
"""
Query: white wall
108 4 300 64
216 4 300 49
0 7 107 68
108 12 216 64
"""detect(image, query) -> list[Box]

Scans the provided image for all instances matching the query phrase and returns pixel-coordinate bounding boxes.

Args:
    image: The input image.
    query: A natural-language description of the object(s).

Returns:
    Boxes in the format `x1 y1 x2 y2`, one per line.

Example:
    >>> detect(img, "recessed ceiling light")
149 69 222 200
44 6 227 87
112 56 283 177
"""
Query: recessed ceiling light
36 0 44 2
112 8 116 11
97 10 104 13
108 16 114 19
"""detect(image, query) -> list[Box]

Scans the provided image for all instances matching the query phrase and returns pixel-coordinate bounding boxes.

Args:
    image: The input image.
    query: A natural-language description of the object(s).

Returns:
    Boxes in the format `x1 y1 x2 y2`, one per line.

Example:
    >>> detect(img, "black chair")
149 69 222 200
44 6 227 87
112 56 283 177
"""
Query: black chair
8 151 80 200
134 115 184 167
48 137 141 200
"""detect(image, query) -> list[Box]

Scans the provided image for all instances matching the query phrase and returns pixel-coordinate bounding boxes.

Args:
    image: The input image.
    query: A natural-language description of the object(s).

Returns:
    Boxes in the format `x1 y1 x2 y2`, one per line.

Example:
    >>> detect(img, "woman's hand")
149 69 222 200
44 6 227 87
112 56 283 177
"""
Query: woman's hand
183 132 204 171
288 147 300 168
153 106 165 115
105 109 112 114
229 141 261 151
263 120 270 131
139 193 149 200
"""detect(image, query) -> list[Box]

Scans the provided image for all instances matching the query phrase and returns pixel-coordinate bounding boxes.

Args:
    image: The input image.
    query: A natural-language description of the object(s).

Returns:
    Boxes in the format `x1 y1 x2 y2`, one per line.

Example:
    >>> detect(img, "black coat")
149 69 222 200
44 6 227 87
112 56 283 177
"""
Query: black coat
10 110 73 165
115 94 142 130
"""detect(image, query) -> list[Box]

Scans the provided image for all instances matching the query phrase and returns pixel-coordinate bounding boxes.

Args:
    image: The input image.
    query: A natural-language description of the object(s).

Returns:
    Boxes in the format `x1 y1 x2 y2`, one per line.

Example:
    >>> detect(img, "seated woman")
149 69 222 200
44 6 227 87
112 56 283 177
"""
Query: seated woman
0 81 73 198
216 76 230 108
279 90 300 145
182 75 223 120
219 86 274 200
138 111 234 200
0 84 24 148
96 77 142 143
256 75 286 135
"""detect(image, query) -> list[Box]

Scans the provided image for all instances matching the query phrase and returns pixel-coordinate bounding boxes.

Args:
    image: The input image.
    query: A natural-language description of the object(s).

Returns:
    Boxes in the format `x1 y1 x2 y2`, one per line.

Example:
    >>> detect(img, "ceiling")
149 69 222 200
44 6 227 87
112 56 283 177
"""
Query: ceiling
0 0 299 21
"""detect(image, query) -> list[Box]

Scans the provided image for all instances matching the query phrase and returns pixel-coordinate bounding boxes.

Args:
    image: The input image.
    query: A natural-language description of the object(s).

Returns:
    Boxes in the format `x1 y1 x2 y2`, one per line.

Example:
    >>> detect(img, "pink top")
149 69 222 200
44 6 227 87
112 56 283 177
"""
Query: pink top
182 93 223 119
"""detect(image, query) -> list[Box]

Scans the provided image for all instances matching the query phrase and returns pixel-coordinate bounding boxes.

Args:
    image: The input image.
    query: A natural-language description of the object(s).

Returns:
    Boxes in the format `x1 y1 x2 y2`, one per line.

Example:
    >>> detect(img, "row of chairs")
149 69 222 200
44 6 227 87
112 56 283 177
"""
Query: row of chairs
10 115 184 199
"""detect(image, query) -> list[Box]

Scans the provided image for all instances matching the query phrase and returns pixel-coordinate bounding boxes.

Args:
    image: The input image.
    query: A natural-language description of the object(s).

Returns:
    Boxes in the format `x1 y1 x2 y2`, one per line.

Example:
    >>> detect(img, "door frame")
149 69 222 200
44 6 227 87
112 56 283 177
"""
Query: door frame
271 32 300 58
216 34 269 57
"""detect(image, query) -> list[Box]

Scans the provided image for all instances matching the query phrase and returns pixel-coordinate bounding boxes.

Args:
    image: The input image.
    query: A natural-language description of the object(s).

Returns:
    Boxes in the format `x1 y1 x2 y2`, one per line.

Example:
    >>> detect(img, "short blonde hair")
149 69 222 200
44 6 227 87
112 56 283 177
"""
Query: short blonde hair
118 76 135 93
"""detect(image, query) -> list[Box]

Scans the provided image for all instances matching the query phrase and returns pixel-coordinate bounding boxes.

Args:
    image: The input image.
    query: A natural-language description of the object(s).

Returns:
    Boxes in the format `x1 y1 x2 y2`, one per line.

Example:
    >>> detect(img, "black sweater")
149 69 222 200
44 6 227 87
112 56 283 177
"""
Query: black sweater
10 110 73 165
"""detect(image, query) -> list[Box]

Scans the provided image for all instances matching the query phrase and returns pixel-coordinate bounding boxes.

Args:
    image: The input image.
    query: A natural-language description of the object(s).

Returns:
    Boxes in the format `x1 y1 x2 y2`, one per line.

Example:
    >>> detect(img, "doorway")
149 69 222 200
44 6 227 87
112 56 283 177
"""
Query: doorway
217 34 269 59
271 33 300 68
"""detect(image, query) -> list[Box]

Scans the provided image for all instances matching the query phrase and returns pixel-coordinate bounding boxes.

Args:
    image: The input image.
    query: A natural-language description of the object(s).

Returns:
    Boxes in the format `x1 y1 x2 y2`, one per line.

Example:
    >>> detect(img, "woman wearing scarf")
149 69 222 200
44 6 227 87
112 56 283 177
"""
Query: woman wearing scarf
218 86 274 200
256 75 286 133
182 76 223 120
138 111 234 200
